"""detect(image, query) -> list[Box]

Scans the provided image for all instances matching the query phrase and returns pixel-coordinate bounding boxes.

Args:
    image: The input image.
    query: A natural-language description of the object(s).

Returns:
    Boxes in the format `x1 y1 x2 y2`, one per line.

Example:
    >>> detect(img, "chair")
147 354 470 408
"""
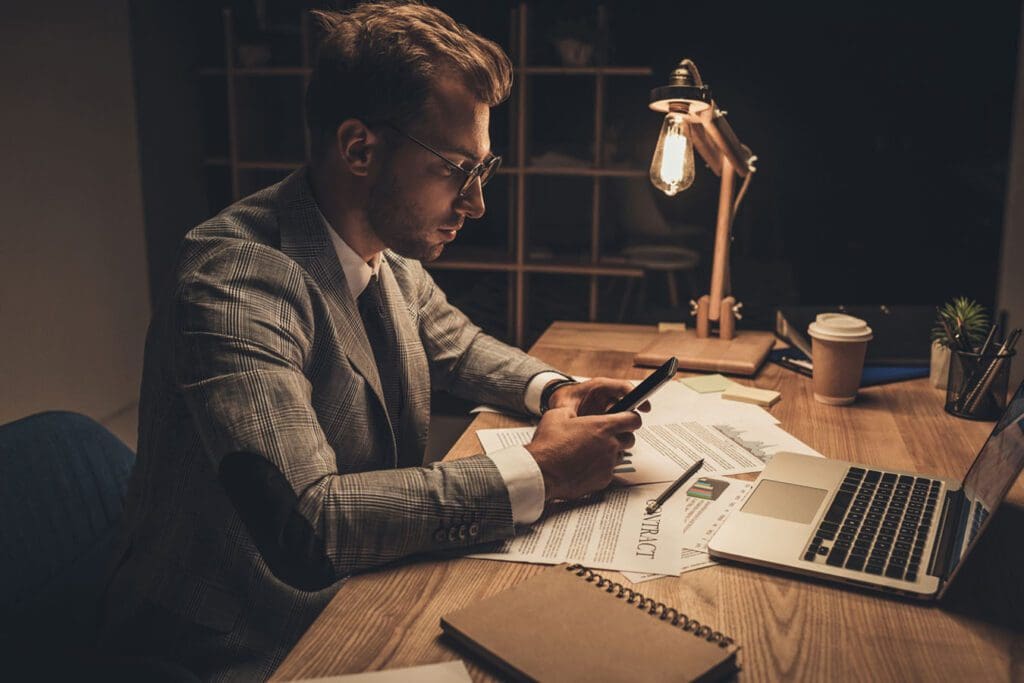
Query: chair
0 410 133 645
613 178 704 320
0 411 198 679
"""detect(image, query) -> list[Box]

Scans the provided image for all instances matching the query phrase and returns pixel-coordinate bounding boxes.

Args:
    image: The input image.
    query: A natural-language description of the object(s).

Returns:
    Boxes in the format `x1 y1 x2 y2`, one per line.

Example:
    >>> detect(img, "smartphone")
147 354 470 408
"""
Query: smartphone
605 356 678 413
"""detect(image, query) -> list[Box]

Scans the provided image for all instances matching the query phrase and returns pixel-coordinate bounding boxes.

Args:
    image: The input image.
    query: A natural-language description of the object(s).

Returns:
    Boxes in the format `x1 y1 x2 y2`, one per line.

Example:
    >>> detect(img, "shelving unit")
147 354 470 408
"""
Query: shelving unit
201 3 654 347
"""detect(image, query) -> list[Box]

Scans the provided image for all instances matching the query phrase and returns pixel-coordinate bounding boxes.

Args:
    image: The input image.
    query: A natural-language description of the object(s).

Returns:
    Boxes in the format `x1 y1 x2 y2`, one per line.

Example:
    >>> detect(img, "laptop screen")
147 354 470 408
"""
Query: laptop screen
948 378 1024 575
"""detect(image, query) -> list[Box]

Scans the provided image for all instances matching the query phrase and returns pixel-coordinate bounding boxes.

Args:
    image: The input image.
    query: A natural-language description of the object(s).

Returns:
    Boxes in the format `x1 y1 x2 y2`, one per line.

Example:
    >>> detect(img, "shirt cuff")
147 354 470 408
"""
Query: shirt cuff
486 445 545 525
524 371 572 416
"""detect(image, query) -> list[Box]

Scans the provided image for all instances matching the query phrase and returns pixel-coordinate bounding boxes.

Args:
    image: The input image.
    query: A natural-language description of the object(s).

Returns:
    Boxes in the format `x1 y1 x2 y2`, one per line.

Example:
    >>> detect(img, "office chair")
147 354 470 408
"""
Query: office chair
0 411 197 680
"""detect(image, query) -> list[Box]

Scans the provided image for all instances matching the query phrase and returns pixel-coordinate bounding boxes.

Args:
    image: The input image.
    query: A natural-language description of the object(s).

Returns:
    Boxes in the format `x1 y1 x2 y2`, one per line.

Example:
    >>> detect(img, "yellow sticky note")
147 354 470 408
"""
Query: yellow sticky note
680 374 736 393
721 385 782 407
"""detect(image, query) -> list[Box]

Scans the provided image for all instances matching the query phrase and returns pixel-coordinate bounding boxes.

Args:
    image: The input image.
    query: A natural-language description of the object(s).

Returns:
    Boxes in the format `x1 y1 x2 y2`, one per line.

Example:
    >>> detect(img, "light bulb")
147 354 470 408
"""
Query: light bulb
649 111 695 196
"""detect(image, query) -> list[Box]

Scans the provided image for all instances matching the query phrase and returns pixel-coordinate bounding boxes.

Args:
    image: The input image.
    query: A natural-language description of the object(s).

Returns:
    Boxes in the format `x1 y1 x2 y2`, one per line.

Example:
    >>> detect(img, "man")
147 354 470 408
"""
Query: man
101 2 644 679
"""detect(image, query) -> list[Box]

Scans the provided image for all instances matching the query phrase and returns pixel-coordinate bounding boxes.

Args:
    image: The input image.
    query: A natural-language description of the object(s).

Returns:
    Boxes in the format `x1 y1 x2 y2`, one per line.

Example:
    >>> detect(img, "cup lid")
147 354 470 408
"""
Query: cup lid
808 313 873 343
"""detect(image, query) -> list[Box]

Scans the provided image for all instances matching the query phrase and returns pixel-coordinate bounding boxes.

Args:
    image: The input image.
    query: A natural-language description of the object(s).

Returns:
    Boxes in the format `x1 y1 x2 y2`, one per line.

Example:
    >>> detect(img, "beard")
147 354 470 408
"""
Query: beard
367 164 451 262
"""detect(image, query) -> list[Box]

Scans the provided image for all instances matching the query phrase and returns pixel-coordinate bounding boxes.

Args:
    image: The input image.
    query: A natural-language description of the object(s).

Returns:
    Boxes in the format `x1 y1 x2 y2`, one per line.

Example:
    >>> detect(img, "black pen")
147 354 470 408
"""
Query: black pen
976 323 999 357
645 458 705 515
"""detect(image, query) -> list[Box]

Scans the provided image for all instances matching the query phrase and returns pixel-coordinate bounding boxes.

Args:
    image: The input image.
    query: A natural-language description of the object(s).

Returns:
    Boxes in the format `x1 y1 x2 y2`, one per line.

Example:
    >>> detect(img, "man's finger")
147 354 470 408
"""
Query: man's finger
592 410 642 433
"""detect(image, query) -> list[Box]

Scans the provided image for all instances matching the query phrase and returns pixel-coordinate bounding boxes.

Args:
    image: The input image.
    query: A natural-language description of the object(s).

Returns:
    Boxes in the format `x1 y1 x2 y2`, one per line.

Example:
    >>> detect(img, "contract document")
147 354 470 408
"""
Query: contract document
619 476 753 583
477 420 822 485
468 483 688 576
620 549 717 584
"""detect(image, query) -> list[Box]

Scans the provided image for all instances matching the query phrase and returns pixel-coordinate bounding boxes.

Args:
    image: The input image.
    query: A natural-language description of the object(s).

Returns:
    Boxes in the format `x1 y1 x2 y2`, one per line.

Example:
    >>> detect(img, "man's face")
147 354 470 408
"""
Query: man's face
367 77 491 262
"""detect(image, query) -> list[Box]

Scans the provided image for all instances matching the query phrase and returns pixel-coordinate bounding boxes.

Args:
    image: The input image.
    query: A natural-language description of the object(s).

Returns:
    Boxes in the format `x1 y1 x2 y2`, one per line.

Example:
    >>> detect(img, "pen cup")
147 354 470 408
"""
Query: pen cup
944 349 1015 420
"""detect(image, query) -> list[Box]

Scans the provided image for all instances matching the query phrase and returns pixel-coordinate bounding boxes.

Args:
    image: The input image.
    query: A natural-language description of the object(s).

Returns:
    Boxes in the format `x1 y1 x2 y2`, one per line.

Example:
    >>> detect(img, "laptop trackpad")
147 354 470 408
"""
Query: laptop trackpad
742 480 828 524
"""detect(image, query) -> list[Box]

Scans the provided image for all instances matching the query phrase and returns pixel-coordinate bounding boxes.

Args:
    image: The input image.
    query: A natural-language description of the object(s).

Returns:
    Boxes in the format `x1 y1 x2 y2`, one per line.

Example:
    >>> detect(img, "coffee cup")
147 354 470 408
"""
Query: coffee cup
807 313 873 405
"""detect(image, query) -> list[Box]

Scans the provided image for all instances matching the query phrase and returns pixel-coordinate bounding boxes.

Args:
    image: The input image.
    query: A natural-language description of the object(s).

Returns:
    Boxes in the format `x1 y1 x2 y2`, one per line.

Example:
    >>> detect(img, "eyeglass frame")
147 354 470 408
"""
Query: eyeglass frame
372 121 502 197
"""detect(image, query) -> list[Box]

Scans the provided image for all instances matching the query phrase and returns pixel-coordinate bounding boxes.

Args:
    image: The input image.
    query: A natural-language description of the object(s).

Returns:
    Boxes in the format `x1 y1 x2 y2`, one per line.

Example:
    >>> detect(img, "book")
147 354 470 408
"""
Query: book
440 563 740 682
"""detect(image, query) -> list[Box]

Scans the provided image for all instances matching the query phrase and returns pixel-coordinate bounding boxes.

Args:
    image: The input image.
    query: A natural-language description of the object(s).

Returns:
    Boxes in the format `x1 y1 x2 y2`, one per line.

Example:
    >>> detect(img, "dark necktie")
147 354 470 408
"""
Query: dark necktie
357 274 403 436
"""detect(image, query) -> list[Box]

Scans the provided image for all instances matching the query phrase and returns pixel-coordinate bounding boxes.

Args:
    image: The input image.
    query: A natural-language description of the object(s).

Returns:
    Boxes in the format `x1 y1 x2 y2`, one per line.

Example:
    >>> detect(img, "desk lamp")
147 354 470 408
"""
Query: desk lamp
634 58 775 376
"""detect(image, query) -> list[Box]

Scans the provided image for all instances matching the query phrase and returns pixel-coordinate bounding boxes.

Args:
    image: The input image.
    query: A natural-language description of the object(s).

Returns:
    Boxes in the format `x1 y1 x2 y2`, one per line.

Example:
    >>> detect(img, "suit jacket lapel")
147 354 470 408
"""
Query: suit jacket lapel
276 169 397 464
377 258 430 465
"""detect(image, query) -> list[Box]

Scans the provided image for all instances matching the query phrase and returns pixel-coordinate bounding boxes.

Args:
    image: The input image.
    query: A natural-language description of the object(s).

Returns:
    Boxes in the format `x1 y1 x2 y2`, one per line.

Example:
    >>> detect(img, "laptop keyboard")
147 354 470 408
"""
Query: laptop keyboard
802 467 941 582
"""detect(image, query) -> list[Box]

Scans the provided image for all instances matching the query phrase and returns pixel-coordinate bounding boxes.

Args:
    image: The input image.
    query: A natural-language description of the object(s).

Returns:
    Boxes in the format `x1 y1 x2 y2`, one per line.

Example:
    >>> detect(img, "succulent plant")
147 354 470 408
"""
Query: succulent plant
931 297 989 350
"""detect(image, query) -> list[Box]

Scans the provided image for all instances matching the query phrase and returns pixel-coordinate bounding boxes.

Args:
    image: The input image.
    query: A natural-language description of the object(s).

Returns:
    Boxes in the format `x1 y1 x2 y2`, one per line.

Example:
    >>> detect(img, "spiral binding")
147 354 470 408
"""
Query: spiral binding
565 564 735 648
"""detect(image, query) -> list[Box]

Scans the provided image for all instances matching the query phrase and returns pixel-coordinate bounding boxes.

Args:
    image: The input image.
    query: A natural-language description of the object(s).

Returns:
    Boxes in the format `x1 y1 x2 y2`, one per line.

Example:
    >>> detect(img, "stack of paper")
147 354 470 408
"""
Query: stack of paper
469 377 822 580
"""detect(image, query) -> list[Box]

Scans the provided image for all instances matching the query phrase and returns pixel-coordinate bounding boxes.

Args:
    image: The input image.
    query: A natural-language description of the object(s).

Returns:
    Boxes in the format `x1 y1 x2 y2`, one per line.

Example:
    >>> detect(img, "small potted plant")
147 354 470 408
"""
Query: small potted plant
930 297 989 389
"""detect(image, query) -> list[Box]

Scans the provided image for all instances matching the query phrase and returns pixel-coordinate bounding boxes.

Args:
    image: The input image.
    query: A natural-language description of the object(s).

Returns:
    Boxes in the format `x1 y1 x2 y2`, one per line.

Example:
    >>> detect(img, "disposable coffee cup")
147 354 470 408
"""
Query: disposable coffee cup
807 313 873 406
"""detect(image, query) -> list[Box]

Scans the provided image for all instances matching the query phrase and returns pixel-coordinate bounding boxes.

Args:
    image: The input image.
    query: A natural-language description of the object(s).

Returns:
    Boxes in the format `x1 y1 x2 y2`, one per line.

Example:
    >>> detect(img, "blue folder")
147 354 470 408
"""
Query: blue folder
770 348 930 387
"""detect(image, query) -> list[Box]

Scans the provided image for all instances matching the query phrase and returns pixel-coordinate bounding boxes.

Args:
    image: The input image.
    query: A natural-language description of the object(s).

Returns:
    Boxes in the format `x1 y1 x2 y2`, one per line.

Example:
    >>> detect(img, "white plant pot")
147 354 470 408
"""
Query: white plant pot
930 341 951 389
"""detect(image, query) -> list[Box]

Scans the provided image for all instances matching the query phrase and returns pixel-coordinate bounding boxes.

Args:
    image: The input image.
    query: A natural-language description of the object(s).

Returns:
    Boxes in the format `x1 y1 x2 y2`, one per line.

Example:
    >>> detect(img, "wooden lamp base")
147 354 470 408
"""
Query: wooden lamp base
634 294 775 377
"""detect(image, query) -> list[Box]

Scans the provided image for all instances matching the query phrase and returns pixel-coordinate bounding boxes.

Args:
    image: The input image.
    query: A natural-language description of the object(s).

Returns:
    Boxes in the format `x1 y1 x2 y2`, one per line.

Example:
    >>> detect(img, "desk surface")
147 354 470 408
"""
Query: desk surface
272 322 1024 681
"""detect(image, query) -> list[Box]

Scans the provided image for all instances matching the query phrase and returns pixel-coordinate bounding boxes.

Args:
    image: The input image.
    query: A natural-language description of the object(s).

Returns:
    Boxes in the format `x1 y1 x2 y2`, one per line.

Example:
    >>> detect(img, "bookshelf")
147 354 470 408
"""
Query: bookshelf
201 3 654 347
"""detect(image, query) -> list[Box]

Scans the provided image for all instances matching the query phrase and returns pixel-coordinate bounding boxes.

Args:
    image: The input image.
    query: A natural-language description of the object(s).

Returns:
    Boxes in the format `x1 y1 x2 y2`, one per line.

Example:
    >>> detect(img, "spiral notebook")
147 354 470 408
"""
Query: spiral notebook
440 564 739 682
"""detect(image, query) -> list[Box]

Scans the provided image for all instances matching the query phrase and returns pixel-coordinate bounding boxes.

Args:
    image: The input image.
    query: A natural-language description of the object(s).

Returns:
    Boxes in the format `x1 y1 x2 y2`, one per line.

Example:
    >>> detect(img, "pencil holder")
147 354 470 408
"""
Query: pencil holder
944 349 1015 420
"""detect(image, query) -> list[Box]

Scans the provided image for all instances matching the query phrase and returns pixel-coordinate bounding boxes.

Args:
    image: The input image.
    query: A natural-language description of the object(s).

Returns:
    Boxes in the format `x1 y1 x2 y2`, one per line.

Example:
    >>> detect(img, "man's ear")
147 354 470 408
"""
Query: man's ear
334 119 379 176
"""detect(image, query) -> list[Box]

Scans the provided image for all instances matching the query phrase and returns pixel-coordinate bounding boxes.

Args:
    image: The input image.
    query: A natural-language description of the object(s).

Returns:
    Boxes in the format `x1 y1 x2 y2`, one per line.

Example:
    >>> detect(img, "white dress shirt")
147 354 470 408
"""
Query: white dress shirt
321 215 558 525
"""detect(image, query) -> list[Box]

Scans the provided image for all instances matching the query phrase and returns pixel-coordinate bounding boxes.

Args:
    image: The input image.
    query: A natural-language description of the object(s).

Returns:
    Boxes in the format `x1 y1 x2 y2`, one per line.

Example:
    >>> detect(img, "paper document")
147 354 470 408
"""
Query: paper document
469 376 780 427
618 475 752 583
291 660 472 682
643 379 780 427
677 476 754 551
621 549 717 584
468 483 689 576
478 418 820 484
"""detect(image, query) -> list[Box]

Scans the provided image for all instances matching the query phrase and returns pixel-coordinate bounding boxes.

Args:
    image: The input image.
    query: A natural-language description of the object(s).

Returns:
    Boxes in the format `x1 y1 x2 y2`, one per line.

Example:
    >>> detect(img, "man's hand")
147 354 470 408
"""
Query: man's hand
547 377 651 416
525 407 642 502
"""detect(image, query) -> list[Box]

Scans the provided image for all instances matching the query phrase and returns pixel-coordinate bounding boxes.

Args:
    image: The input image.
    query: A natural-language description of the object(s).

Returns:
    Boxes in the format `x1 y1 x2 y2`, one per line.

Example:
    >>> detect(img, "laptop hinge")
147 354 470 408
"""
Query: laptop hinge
927 487 966 581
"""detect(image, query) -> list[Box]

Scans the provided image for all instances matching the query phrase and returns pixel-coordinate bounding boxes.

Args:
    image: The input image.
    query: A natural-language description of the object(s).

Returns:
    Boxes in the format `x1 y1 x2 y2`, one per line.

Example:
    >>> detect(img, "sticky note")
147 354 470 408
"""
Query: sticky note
721 385 782 407
680 374 736 393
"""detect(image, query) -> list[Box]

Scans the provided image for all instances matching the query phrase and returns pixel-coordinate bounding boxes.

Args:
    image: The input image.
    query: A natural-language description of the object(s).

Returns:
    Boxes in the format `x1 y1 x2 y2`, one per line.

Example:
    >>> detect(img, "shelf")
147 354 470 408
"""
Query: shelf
200 66 652 78
204 159 647 177
205 158 303 171
499 166 646 177
199 3 656 347
523 261 643 277
200 66 310 77
521 66 652 76
426 258 642 278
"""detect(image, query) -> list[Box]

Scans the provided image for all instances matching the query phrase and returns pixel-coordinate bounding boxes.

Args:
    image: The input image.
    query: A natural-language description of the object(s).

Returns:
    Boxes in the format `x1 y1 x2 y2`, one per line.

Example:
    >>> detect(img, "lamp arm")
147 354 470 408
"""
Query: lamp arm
701 107 754 178
681 58 704 86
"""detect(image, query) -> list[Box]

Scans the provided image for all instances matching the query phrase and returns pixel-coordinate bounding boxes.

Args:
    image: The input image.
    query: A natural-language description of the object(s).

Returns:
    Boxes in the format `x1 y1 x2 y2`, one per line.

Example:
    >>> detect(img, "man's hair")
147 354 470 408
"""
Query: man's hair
305 1 513 162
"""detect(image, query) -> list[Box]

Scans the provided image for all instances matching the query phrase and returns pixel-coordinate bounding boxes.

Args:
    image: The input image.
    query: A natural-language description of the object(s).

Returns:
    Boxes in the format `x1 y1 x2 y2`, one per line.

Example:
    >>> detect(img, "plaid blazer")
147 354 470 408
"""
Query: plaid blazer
101 169 555 680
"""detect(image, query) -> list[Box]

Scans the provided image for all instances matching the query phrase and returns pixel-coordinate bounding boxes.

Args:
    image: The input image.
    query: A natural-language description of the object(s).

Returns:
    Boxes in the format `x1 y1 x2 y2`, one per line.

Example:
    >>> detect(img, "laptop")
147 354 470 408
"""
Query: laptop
708 378 1024 599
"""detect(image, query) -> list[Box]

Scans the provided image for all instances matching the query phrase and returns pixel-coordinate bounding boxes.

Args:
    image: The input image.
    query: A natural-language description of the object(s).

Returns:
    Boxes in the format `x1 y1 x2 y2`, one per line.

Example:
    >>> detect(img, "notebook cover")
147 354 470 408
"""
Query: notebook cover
440 564 739 682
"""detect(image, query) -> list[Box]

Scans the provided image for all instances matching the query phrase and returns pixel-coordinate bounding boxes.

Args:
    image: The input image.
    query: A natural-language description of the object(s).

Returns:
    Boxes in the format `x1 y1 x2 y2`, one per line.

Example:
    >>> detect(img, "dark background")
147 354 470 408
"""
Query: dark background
134 0 1022 344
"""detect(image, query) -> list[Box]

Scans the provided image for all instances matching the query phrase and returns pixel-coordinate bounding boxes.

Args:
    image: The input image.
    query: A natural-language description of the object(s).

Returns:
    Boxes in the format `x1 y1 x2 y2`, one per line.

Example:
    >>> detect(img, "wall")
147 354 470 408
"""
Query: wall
0 0 149 447
997 5 1024 392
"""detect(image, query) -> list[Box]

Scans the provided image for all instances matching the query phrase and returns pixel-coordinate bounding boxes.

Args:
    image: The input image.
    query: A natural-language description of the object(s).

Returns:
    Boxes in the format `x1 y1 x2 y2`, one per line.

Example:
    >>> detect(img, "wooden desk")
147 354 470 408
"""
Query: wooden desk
272 322 1024 681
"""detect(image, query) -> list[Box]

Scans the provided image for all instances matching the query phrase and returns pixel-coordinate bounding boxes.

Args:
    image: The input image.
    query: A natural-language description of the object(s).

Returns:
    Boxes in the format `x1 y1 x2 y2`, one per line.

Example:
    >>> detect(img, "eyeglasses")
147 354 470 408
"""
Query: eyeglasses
377 122 502 197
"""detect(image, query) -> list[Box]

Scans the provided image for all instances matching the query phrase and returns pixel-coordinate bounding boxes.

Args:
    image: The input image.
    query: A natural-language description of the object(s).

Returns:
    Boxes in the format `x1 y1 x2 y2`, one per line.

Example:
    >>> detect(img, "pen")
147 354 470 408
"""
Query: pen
645 458 705 515
976 323 999 357
955 323 1000 412
961 329 1020 414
